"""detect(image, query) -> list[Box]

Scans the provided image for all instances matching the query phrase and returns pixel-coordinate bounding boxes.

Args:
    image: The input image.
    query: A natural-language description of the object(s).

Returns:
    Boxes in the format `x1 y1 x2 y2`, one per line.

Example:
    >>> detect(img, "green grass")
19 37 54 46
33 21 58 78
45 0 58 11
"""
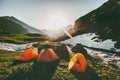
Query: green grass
0 34 48 44
0 49 120 80
39 41 57 45
0 49 33 80
3 34 29 44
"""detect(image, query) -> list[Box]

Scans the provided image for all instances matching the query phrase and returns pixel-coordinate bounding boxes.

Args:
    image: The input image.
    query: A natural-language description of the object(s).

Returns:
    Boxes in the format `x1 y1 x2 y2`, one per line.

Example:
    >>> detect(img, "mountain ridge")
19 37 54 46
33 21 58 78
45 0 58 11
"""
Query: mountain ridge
4 16 42 34
73 0 120 48
0 16 29 34
0 16 43 34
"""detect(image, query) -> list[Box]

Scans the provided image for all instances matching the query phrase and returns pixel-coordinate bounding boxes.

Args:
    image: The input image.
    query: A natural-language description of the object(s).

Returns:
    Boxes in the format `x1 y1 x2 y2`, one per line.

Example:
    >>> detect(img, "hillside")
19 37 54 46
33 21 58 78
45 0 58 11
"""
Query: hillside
0 16 42 34
4 16 42 34
0 17 29 34
73 0 120 48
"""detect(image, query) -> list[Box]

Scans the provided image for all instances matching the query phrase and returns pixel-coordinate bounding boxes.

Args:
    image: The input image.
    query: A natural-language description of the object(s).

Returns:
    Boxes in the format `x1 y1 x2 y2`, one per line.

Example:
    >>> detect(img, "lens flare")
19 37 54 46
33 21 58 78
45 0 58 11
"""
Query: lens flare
62 28 72 39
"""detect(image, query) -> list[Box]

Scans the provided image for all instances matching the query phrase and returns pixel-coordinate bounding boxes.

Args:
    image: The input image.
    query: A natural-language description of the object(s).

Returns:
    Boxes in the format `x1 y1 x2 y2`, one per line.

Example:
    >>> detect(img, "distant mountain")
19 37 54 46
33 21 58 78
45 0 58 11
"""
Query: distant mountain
72 0 120 48
42 25 73 38
63 25 73 31
0 16 29 34
4 16 42 34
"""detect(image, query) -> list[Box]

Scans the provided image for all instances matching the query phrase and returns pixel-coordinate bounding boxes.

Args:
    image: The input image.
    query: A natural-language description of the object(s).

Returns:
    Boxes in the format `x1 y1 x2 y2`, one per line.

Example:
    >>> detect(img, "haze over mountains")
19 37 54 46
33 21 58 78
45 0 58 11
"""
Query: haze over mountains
42 25 73 38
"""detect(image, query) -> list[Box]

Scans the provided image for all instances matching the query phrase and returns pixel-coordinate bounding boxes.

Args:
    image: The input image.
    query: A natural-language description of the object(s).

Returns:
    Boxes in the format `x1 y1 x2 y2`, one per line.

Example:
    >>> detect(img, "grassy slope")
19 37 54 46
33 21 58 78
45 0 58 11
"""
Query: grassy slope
0 34 49 44
0 17 29 34
0 48 120 80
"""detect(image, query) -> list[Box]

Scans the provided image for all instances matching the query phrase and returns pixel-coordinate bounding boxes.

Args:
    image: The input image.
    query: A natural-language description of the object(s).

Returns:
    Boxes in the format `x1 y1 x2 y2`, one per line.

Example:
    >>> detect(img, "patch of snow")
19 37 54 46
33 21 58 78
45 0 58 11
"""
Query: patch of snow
0 42 37 51
62 33 118 51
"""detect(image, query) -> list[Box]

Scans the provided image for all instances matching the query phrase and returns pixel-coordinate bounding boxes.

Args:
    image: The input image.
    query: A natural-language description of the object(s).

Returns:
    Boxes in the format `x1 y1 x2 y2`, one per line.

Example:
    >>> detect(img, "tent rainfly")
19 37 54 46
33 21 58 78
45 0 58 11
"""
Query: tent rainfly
37 48 59 62
17 48 38 61
68 53 87 72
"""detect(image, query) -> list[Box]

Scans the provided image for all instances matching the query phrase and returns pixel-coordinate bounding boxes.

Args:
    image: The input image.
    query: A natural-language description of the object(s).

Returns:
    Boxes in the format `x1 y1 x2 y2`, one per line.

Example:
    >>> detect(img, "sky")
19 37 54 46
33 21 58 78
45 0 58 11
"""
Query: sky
0 0 108 30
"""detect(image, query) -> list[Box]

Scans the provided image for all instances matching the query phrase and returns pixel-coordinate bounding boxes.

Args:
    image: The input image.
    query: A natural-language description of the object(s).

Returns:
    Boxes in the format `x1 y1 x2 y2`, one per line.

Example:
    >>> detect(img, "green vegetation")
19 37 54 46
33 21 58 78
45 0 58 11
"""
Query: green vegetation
0 46 120 80
0 34 49 44
0 49 32 80
0 17 29 34
33 41 58 48
37 41 57 45
0 34 29 44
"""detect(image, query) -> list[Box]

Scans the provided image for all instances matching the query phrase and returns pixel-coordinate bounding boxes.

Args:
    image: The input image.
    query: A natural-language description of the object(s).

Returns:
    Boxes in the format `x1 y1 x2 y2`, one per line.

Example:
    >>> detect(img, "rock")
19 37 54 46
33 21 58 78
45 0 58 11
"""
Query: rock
108 60 119 69
71 44 92 60
117 62 120 69
92 55 104 62
71 44 87 54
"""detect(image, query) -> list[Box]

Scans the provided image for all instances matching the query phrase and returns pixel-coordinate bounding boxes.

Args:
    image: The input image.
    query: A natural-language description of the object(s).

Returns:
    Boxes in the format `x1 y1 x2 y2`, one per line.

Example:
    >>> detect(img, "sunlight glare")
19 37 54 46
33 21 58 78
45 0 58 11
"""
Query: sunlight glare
46 12 70 30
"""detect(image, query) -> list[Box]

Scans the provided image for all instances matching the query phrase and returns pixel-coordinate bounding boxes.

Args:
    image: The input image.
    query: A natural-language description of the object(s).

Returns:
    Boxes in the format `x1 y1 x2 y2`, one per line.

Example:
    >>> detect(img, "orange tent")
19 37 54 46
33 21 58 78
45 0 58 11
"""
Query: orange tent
68 53 87 72
37 48 59 62
17 48 38 61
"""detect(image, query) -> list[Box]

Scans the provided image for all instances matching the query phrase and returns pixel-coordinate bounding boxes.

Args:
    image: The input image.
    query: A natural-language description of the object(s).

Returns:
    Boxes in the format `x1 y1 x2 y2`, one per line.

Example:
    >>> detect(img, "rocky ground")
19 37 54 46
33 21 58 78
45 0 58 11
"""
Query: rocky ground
86 48 120 69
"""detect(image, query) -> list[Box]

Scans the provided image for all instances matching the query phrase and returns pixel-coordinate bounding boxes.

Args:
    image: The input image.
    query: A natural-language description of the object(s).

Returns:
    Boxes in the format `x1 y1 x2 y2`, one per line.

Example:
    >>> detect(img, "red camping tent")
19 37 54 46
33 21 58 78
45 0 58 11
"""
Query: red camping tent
17 48 38 61
37 48 59 62
68 53 87 72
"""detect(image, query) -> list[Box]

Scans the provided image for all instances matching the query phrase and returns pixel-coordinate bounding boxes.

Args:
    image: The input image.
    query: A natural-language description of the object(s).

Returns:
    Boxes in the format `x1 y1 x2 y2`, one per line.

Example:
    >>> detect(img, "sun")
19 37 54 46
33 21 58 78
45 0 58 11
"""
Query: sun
46 12 70 30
